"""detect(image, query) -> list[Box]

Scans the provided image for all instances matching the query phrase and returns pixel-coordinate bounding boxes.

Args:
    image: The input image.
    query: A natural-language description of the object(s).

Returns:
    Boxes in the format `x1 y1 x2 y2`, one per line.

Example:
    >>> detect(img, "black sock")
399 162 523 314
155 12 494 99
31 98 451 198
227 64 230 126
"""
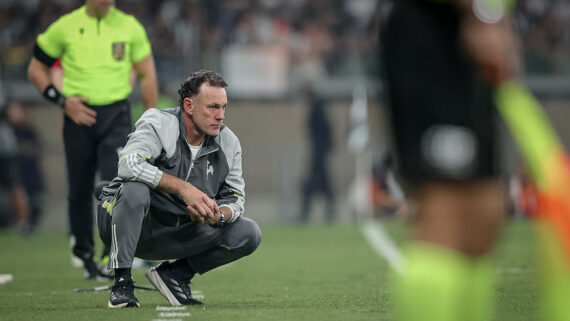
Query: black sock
169 260 196 280
114 268 132 284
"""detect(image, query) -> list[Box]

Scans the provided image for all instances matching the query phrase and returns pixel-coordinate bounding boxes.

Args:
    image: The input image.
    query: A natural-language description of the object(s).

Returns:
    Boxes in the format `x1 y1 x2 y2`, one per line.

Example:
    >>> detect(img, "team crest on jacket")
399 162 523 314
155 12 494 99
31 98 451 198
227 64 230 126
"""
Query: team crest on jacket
207 160 214 178
112 42 125 61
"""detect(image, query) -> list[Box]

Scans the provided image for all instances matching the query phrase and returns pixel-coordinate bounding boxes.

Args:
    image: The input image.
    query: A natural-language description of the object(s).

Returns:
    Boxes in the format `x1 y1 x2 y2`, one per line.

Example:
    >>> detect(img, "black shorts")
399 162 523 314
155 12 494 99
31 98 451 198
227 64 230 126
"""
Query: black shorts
0 156 20 189
381 1 499 182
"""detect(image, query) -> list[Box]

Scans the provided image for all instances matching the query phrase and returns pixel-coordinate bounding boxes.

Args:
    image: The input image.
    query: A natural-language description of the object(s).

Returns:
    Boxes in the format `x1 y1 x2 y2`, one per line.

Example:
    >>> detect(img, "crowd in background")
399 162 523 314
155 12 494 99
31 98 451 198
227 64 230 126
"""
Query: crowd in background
515 0 570 75
0 0 381 87
0 0 569 90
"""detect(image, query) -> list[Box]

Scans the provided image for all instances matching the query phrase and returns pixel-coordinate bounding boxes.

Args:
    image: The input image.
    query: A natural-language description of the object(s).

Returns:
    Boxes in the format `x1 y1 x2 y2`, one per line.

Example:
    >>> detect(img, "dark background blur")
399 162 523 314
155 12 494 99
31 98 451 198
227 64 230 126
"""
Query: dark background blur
1 0 569 228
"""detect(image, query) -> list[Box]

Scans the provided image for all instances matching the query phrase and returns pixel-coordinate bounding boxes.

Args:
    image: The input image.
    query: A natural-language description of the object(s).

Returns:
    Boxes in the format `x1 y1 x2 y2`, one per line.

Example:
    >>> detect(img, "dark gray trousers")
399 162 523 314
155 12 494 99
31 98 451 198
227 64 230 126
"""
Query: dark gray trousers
97 182 262 274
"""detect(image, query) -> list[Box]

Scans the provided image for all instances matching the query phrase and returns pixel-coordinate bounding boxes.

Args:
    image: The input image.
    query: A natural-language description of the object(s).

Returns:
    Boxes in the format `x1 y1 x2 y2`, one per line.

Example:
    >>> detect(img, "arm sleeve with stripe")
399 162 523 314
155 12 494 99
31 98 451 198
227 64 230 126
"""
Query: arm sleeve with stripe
118 108 179 188
216 129 246 223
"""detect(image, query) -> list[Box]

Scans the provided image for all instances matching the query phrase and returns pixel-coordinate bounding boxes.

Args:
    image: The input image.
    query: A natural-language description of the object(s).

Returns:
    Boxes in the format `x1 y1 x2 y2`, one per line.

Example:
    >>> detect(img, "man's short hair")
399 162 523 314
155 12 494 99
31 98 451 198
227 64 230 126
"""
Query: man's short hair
178 70 227 107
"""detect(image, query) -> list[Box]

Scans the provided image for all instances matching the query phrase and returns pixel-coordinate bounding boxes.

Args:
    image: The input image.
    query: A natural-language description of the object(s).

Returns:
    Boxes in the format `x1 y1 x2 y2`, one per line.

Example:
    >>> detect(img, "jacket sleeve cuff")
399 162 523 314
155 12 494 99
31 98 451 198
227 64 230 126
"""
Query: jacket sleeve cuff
219 204 241 223
150 169 163 189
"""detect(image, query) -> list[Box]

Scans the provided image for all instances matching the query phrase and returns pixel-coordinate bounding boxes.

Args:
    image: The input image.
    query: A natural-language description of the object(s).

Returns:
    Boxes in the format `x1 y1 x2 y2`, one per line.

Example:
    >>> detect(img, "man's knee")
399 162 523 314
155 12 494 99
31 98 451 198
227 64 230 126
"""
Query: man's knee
235 217 262 255
119 182 150 210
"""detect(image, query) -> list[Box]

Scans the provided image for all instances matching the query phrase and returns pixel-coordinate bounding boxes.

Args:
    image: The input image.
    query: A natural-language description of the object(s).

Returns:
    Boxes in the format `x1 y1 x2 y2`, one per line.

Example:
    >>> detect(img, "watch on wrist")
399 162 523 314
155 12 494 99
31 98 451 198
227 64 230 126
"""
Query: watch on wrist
218 213 225 226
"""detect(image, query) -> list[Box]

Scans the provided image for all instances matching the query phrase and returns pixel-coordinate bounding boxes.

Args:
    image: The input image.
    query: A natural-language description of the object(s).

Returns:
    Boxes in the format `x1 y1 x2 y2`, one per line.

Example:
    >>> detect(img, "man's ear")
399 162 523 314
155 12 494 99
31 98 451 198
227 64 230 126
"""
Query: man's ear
183 97 193 114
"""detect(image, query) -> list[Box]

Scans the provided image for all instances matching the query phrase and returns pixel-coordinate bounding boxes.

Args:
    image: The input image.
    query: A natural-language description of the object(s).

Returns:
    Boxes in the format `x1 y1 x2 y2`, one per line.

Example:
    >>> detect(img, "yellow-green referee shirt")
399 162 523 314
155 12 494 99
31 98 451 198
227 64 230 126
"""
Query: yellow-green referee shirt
36 6 151 105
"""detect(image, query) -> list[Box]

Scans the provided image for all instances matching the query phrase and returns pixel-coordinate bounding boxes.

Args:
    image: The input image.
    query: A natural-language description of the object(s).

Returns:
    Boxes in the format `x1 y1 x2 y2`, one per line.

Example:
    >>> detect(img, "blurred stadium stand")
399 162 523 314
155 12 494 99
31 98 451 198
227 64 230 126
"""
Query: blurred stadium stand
1 0 570 99
0 0 569 227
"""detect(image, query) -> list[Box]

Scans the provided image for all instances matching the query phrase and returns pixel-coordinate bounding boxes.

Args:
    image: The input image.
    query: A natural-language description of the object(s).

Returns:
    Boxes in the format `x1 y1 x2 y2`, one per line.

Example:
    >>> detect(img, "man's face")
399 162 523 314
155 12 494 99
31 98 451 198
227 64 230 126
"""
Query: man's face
187 83 227 137
86 0 115 17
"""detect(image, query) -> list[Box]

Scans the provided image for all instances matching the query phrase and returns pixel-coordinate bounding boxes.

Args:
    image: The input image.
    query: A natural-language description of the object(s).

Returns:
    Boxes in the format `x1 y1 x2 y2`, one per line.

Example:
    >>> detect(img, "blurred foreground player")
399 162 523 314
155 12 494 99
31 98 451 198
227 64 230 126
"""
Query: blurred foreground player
381 0 516 320
97 71 261 308
27 0 158 279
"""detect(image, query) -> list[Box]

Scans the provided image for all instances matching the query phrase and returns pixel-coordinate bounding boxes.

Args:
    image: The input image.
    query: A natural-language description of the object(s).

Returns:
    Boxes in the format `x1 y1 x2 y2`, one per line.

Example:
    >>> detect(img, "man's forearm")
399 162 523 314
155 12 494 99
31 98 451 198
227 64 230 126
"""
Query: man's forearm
158 172 220 223
140 74 158 110
157 172 193 195
27 58 52 93
134 55 158 110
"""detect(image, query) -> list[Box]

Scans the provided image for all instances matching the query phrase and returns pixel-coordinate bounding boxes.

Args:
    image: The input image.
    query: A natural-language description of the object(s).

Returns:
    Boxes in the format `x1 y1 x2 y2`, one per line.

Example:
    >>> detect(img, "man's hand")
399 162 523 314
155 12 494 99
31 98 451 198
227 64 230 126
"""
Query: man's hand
461 16 516 87
190 201 232 225
64 96 97 126
156 172 223 224
183 189 219 223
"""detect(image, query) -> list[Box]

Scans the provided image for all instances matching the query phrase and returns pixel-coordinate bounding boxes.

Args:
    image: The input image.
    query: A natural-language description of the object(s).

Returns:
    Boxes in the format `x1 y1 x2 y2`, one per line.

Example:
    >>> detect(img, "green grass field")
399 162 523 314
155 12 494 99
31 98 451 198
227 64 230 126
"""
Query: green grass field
0 220 537 321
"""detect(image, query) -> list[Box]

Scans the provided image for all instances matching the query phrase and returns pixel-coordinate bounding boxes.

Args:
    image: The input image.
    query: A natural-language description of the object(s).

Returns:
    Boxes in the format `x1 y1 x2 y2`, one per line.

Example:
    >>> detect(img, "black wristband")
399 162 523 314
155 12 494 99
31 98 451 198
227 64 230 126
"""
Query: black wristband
43 84 65 108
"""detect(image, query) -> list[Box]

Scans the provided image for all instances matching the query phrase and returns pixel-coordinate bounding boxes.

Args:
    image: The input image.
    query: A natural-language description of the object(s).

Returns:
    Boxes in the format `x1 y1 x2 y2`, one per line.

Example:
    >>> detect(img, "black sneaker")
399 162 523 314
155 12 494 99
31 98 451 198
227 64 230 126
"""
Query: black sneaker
108 280 140 308
145 262 202 306
83 259 114 282
98 264 114 280
83 259 99 280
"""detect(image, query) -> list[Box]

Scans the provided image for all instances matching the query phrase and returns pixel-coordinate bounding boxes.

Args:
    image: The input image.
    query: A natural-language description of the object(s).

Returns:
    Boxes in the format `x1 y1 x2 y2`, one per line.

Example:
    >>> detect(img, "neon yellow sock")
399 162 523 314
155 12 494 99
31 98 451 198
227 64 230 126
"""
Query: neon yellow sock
393 243 487 321
535 221 570 321
463 258 495 321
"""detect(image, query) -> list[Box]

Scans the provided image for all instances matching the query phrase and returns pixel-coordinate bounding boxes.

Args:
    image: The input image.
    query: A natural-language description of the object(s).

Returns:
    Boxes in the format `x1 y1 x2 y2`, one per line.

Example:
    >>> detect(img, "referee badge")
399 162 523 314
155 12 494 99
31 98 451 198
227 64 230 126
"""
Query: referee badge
112 42 125 61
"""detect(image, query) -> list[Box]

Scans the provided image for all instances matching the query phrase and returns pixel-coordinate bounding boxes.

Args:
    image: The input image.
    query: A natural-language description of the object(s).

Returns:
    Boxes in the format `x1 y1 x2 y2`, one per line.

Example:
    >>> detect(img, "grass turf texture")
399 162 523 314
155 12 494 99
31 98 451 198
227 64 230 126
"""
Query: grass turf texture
0 220 536 321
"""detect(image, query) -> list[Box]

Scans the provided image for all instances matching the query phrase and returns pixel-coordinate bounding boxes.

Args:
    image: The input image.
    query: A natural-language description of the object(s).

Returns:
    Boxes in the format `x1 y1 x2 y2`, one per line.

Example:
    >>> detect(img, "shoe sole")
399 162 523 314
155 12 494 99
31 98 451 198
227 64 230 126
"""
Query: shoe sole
145 267 181 306
107 300 140 308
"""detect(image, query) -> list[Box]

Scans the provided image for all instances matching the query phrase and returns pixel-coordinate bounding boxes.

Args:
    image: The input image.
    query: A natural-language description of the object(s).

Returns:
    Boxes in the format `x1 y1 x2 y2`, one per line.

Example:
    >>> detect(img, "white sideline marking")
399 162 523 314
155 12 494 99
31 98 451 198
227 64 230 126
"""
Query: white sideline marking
0 292 32 296
152 319 182 321
158 312 191 317
156 306 187 311
360 221 406 275
0 274 13 285
192 290 204 299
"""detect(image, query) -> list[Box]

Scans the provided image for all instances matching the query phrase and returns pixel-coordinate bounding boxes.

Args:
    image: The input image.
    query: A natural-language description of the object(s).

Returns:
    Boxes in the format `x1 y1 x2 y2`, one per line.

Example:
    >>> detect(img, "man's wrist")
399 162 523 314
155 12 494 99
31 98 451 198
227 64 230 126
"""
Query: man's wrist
42 84 65 108
220 206 234 222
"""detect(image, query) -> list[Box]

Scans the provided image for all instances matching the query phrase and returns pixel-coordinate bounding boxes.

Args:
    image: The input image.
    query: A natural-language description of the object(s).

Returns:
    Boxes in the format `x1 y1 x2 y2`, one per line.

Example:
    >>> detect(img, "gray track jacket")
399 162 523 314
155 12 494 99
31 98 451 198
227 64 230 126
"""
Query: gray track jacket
106 107 245 223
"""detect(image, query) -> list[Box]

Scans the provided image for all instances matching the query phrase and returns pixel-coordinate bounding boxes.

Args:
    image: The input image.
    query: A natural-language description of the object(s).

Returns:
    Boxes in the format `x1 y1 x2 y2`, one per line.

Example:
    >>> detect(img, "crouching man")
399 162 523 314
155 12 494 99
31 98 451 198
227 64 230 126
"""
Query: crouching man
97 70 261 308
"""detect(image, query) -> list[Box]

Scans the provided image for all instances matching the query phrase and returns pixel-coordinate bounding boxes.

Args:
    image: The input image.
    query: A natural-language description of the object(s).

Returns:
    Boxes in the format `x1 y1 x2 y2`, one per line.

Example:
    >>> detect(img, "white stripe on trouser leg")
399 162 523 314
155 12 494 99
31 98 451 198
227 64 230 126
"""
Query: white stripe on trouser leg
111 224 119 269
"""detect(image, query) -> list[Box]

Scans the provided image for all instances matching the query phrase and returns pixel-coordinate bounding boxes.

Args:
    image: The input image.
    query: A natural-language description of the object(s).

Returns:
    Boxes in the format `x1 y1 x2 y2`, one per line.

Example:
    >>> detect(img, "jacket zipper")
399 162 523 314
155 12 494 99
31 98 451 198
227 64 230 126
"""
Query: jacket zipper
185 147 219 181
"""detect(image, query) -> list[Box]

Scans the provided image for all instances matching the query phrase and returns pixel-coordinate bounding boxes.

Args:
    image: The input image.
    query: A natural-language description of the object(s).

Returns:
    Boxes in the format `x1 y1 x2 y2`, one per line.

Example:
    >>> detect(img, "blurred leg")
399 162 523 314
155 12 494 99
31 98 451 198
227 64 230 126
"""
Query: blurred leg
10 185 30 228
95 101 130 260
64 116 96 263
96 102 130 182
396 180 504 321
299 178 315 222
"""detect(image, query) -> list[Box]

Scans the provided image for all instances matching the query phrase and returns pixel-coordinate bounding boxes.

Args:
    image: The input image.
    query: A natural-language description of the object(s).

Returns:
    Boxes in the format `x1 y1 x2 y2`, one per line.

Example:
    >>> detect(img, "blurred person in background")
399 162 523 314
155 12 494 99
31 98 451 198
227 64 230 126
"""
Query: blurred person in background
130 83 176 126
97 70 261 308
0 98 30 233
381 0 516 320
371 152 407 218
7 101 46 234
27 0 158 280
298 85 337 223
